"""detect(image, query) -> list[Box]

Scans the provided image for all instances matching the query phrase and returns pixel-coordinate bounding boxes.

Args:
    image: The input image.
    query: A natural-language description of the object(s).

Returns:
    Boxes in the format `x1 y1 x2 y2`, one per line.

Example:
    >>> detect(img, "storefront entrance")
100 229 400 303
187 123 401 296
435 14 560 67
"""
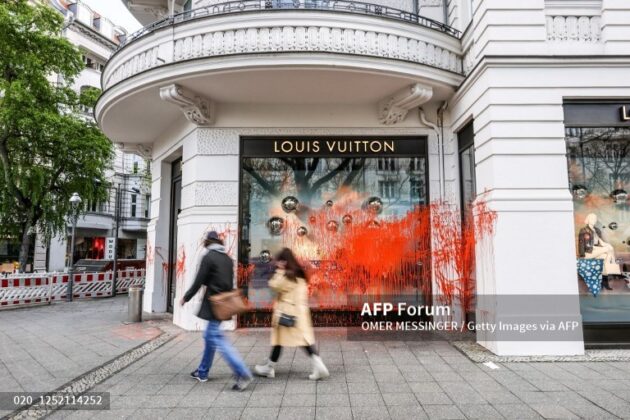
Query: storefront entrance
238 137 431 327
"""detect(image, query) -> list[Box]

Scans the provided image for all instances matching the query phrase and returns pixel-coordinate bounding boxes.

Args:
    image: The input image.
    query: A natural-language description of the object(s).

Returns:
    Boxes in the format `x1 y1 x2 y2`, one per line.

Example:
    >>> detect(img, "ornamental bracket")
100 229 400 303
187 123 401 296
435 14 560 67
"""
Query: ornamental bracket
378 83 433 125
117 143 153 160
159 84 214 126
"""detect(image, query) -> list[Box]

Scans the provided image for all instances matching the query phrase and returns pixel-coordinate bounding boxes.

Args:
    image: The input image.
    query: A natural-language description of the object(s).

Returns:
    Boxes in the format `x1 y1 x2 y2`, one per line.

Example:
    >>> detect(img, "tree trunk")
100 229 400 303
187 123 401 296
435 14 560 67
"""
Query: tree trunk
18 221 32 273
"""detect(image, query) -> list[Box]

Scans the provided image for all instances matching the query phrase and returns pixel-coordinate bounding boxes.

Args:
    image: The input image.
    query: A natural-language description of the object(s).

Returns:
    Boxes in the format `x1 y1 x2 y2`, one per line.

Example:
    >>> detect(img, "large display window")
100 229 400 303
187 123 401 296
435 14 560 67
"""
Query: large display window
238 137 431 326
566 126 630 325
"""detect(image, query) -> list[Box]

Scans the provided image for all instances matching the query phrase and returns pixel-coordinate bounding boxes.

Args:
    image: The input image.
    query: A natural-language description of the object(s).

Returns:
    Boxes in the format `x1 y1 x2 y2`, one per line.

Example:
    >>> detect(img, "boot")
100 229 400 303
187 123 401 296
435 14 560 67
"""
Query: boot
254 360 275 378
308 355 329 381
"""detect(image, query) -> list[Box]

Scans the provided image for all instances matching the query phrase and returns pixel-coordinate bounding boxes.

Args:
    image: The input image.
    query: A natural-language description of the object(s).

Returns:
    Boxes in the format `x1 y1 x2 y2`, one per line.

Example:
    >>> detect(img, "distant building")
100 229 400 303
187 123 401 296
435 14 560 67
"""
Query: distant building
32 0 151 272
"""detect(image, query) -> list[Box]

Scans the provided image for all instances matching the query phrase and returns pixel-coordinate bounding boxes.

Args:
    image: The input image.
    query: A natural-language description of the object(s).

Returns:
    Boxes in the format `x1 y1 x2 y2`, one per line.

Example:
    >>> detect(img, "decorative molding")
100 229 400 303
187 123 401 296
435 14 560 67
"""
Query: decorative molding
117 143 153 159
419 0 443 6
126 2 169 19
104 16 463 89
378 83 433 125
197 129 240 155
159 84 214 126
545 15 601 42
194 181 239 206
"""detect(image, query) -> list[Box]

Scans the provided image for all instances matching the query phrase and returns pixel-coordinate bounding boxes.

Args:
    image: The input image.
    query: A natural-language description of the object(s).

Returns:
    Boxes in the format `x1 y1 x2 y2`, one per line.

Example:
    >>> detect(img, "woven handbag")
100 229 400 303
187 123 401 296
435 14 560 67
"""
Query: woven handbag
209 290 247 320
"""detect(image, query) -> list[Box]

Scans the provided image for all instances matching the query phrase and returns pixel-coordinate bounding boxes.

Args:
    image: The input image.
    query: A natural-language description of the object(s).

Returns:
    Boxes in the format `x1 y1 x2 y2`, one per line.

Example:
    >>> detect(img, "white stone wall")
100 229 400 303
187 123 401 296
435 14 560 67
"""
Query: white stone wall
449 0 630 356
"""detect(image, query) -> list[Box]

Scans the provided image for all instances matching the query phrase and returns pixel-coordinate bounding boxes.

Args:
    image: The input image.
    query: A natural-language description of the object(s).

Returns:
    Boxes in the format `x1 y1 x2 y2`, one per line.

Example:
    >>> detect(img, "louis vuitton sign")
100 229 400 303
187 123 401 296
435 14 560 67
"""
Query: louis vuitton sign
242 137 426 157
564 101 630 127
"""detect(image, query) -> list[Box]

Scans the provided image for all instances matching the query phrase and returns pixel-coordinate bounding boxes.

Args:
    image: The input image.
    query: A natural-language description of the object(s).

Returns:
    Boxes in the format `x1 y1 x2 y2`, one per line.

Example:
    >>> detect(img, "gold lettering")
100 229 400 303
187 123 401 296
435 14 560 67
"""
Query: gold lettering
384 141 394 152
337 141 347 153
370 141 382 153
312 141 320 153
295 141 305 153
281 141 293 153
274 141 280 153
326 141 336 152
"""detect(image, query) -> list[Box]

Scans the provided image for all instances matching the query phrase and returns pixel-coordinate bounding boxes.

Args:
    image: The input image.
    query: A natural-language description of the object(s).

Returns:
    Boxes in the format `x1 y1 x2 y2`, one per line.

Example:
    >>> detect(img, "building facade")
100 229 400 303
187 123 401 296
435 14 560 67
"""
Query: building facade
97 0 630 355
33 0 151 272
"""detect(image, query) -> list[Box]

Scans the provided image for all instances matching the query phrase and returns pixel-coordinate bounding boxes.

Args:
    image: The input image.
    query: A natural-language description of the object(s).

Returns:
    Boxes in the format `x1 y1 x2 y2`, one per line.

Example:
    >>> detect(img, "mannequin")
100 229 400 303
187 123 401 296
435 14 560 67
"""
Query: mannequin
578 213 620 289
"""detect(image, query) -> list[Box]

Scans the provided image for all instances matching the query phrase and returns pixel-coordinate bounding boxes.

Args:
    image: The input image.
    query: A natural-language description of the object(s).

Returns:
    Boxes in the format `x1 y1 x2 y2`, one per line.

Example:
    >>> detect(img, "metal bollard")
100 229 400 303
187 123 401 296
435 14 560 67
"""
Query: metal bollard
128 286 143 323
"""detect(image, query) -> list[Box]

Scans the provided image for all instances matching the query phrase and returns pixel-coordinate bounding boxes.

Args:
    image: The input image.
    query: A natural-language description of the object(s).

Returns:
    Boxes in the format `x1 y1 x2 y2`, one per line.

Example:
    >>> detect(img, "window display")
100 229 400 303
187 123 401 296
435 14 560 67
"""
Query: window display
238 138 430 326
566 127 630 323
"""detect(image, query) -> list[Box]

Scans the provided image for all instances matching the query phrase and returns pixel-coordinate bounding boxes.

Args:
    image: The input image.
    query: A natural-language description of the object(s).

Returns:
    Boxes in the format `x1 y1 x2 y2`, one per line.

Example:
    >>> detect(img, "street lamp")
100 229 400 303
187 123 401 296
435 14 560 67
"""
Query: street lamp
67 192 82 302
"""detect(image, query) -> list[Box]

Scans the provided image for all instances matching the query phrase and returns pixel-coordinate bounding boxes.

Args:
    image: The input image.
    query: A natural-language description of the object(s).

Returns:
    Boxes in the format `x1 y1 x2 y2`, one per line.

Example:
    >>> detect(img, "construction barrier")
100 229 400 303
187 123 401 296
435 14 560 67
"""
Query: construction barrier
0 269 145 309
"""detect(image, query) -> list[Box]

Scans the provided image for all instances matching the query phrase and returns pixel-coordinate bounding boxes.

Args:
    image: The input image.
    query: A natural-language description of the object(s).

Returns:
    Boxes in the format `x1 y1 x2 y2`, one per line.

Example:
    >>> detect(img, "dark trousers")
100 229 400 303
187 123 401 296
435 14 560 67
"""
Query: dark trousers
270 344 317 362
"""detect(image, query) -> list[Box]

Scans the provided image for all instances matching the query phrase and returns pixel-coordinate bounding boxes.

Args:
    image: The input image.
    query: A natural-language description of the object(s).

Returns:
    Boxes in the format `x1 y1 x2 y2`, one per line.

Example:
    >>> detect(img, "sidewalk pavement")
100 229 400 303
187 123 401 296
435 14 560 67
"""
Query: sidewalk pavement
2 297 630 419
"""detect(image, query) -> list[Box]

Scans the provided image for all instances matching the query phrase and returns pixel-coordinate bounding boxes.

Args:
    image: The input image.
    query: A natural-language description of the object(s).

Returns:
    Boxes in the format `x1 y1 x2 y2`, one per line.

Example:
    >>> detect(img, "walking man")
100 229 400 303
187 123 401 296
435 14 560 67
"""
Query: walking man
180 231 253 391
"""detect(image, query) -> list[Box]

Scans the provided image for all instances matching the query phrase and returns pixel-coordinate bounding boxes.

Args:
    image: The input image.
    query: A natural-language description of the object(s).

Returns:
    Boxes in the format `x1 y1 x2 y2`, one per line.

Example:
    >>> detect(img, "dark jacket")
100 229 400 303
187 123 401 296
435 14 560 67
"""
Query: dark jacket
183 245 234 321
578 225 602 257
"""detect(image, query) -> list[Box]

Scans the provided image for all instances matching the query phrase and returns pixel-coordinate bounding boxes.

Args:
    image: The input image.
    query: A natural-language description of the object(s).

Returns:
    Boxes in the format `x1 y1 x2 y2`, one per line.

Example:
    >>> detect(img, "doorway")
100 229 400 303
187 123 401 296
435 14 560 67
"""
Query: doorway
167 159 182 313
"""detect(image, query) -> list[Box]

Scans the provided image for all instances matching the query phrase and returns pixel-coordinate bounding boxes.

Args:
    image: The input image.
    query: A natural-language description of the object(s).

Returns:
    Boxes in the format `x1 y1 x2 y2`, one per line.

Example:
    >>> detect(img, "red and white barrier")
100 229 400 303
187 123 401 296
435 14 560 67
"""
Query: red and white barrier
1 269 146 309
0 275 52 308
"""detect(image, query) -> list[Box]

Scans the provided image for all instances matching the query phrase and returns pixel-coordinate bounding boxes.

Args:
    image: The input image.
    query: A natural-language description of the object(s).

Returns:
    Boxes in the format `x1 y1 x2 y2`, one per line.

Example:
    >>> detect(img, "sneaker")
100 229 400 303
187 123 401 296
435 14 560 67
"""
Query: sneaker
308 355 329 381
232 375 253 391
254 360 276 378
190 370 208 382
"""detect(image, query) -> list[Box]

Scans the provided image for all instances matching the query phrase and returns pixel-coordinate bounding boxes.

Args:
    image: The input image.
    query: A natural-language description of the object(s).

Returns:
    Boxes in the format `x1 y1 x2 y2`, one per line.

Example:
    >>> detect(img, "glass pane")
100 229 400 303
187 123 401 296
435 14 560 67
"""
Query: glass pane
566 127 630 323
239 156 430 318
460 145 475 208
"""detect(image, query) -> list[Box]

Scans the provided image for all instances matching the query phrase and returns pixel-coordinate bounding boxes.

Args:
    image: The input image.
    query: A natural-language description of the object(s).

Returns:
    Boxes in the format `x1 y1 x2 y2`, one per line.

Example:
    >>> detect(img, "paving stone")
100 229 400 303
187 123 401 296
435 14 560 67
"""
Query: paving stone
240 407 280 420
457 403 504 419
204 407 243 419
422 404 466 419
351 404 391 419
414 391 453 405
246 393 283 407
348 381 380 394
131 408 170 419
493 403 544 419
282 393 316 406
382 392 418 406
317 381 348 394
277 406 316 420
164 407 207 419
387 405 429 419
316 393 350 407
349 393 385 407
210 391 250 407
315 406 352 420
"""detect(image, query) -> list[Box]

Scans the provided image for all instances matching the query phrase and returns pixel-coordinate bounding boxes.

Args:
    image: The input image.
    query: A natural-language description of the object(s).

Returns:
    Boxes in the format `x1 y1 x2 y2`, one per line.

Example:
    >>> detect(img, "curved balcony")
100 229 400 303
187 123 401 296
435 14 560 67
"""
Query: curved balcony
97 1 463 143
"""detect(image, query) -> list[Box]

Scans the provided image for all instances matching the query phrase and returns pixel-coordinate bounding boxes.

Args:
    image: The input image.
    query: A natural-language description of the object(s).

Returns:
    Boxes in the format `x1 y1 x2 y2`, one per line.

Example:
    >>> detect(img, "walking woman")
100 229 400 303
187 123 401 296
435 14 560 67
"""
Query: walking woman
254 248 329 380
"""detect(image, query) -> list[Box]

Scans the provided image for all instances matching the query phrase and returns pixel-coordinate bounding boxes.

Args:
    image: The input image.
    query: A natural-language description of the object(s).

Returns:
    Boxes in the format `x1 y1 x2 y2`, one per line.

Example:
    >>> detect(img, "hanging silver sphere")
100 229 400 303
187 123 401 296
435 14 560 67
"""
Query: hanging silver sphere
326 220 339 232
611 189 628 204
572 185 588 200
281 196 299 213
365 196 383 214
297 226 308 237
259 250 272 264
267 216 285 236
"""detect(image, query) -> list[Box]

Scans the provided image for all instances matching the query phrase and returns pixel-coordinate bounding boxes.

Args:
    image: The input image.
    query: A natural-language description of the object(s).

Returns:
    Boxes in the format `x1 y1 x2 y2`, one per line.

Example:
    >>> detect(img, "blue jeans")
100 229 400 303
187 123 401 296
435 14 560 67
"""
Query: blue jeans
197 320 251 379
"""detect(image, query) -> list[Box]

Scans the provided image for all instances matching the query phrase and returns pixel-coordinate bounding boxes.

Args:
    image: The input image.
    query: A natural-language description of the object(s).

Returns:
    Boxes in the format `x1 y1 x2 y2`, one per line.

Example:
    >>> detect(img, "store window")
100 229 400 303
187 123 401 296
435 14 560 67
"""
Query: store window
566 126 630 323
239 137 430 326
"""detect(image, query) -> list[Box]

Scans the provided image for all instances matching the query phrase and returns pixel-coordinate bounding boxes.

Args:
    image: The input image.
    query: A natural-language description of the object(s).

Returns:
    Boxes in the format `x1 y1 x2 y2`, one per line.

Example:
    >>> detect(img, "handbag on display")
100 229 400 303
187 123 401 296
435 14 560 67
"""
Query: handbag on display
209 289 247 320
278 313 296 327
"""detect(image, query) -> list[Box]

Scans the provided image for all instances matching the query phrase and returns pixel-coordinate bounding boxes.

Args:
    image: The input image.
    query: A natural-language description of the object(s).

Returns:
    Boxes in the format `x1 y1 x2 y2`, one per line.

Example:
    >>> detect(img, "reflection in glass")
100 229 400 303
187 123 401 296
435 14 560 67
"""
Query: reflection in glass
566 127 630 322
239 157 430 318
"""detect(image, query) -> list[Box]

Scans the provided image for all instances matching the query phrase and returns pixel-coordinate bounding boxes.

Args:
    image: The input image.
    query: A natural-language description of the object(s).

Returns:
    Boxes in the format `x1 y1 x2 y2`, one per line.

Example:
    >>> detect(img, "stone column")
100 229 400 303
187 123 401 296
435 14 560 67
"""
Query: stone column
172 129 240 331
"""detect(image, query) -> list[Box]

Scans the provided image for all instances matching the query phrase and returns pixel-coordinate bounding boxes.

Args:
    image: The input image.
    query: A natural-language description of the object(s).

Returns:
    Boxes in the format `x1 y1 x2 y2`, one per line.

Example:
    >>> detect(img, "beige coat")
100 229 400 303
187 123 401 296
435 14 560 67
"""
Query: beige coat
269 269 315 347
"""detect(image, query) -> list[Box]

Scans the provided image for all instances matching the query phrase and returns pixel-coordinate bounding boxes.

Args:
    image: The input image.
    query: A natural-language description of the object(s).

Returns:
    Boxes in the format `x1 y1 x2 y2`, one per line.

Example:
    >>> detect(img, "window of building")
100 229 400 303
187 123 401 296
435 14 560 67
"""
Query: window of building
131 194 137 217
145 194 150 218
377 158 396 172
133 161 139 174
379 180 396 199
